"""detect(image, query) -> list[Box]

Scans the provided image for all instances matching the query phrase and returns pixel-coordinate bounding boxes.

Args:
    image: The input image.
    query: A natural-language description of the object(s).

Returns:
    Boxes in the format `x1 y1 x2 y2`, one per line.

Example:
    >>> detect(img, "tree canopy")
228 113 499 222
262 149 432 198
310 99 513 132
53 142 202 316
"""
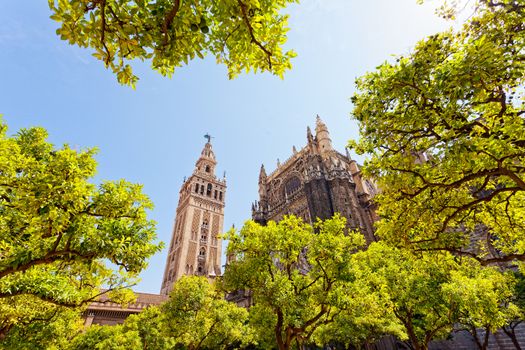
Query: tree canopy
350 242 520 350
69 276 250 350
0 120 162 338
350 0 525 266
222 215 369 350
162 276 251 349
48 0 298 87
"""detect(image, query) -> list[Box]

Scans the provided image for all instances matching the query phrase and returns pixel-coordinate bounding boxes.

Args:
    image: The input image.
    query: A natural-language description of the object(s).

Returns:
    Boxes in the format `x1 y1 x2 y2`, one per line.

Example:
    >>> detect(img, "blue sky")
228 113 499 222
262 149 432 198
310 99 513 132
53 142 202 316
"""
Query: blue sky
1 1 453 293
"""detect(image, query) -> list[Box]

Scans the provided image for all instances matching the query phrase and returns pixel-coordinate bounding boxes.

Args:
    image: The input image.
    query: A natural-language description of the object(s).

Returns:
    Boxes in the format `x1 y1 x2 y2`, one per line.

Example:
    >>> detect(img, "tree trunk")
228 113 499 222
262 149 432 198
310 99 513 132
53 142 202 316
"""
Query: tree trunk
0 325 12 340
471 326 490 350
482 327 490 350
403 318 426 350
275 309 289 350
406 328 426 350
503 323 523 350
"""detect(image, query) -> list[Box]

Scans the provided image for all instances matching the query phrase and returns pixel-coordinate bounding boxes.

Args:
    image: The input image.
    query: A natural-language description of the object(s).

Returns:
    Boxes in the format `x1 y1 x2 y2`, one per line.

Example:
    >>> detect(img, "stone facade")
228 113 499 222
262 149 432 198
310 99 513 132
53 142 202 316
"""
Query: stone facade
160 139 226 295
252 116 377 243
83 292 168 326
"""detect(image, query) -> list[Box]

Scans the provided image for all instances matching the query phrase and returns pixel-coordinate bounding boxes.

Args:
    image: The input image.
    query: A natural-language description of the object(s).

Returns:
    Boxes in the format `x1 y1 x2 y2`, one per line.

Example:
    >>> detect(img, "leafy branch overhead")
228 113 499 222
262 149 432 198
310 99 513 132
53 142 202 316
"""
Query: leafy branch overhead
350 0 525 265
48 0 298 87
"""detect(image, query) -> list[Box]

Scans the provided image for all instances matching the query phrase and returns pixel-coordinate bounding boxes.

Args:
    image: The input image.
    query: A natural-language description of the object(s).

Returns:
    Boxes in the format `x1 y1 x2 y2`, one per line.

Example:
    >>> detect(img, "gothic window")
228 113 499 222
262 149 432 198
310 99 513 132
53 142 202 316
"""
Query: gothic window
207 183 212 196
284 176 301 196
195 183 199 193
201 233 208 242
197 261 205 274
202 219 208 228
219 191 223 201
214 190 218 199
365 180 376 195
199 247 206 259
200 185 204 195
205 165 210 173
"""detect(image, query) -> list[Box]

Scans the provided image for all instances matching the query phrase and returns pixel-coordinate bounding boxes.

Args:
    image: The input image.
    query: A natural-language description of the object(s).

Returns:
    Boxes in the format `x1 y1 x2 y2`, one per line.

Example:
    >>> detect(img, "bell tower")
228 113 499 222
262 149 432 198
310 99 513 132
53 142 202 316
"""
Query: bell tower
161 136 226 295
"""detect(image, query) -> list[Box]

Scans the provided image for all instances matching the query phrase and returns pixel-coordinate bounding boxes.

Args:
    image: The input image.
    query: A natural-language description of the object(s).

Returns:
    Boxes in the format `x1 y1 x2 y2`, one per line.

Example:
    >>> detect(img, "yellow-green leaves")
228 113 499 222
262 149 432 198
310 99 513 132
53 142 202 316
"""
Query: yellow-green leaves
48 0 298 87
351 0 525 265
222 215 368 350
69 277 251 350
163 276 252 350
0 119 162 339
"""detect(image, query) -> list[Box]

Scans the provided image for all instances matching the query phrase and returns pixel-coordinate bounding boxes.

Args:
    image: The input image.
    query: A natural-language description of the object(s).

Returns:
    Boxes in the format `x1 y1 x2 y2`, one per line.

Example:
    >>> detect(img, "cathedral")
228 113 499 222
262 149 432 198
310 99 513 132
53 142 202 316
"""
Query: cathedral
252 116 378 242
82 119 523 349
85 117 380 323
160 137 226 295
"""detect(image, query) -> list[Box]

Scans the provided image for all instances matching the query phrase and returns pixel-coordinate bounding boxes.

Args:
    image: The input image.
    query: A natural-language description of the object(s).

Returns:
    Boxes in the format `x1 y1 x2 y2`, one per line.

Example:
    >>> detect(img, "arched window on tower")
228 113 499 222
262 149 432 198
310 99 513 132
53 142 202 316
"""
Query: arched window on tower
207 183 212 196
200 185 204 195
197 261 205 274
205 165 210 173
199 247 206 260
195 183 199 193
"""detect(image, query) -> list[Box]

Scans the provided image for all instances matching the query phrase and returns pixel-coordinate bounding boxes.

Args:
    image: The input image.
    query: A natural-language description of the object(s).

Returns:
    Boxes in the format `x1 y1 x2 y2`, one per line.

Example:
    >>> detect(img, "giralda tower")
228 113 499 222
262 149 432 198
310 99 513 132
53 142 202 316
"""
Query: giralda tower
160 137 226 295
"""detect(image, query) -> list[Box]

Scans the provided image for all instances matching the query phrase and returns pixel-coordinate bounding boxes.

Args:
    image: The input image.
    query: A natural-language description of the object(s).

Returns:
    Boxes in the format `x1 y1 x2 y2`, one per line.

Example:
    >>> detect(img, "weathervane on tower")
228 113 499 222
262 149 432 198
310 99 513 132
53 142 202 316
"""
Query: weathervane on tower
204 133 213 143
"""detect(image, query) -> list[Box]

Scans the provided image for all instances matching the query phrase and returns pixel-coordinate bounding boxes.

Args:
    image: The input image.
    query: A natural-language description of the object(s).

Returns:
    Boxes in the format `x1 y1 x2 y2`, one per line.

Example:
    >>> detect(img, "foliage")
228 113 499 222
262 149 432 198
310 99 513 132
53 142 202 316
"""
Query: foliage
70 276 249 350
350 0 525 265
163 275 251 350
0 304 83 350
70 307 172 350
443 262 520 349
70 323 141 350
222 215 367 350
313 275 404 349
348 242 520 350
502 271 525 350
48 0 298 87
121 307 174 350
0 120 162 338
351 242 456 350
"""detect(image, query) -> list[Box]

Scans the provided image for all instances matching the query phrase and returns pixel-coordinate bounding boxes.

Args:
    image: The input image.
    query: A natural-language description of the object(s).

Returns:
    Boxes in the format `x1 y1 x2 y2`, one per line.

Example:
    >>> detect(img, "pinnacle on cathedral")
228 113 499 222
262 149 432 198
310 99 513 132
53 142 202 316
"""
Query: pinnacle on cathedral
259 164 267 186
160 138 226 295
252 116 378 243
315 115 333 154
306 125 314 144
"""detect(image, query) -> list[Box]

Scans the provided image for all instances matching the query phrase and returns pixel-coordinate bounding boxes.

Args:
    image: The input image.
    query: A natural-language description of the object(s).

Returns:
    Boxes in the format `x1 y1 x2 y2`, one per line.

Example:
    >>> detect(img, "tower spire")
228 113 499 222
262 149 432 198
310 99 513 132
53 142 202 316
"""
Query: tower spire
315 115 333 154
195 138 217 175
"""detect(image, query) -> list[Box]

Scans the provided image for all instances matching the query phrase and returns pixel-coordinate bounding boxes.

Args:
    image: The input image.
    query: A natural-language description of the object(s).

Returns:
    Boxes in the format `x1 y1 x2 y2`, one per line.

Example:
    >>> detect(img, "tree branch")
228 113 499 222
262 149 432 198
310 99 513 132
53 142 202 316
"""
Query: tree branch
162 0 181 46
238 0 273 69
